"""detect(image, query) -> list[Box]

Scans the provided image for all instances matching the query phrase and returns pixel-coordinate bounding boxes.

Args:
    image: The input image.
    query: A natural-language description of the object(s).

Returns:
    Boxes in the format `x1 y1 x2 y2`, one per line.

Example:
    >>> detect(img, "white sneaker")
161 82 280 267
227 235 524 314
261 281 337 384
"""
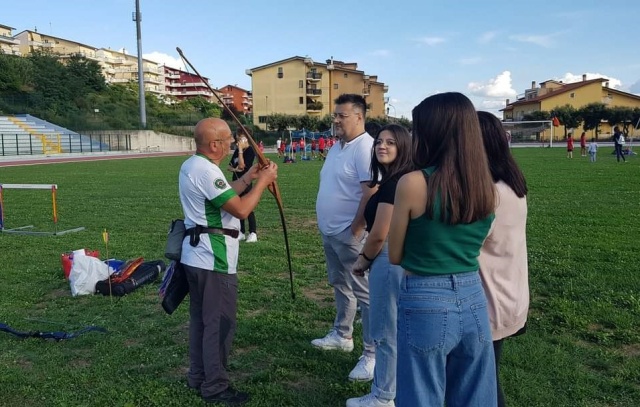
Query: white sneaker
311 330 354 352
346 393 395 407
348 355 375 382
246 232 258 243
238 232 246 241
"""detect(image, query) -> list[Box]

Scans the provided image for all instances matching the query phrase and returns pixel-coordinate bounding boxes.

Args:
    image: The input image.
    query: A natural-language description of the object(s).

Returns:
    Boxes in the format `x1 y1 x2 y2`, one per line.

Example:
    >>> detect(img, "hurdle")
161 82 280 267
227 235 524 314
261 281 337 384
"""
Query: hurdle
0 184 85 236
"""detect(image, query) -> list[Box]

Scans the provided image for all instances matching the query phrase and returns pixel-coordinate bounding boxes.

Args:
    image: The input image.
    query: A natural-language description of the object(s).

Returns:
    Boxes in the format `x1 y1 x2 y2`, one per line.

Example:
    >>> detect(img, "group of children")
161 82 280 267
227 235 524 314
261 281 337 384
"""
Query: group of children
276 135 339 161
567 131 598 162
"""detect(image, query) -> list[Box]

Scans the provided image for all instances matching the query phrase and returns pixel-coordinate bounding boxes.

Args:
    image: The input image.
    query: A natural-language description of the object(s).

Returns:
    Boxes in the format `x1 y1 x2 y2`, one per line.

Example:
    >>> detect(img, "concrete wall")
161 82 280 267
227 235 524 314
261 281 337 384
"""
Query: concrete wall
84 130 194 152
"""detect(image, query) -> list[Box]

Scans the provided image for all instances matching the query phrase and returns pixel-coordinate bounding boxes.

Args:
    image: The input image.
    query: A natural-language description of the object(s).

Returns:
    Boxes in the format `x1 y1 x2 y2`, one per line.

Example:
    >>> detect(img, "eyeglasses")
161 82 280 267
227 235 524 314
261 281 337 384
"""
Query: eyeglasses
331 112 359 120
211 137 233 143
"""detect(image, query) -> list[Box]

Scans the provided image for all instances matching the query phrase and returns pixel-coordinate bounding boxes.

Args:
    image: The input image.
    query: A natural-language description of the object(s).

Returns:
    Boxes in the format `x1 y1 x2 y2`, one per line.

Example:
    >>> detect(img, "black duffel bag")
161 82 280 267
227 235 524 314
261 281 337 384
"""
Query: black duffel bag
96 260 165 297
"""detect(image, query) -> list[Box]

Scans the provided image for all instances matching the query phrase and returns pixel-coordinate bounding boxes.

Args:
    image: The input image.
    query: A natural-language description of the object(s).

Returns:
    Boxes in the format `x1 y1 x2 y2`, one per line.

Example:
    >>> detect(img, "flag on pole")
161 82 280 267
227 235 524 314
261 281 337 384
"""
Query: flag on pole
102 229 109 244
552 116 560 127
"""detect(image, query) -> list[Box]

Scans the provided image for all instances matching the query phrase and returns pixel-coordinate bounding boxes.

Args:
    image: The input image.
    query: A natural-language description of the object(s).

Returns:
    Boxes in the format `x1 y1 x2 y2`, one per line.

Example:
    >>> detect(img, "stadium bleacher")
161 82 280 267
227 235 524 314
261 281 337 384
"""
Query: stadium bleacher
0 115 106 155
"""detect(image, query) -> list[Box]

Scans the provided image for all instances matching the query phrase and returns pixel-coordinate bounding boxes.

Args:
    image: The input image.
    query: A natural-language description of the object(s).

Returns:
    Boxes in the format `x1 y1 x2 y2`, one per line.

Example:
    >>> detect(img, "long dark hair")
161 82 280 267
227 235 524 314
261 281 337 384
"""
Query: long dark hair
412 92 495 224
368 124 414 188
477 111 527 198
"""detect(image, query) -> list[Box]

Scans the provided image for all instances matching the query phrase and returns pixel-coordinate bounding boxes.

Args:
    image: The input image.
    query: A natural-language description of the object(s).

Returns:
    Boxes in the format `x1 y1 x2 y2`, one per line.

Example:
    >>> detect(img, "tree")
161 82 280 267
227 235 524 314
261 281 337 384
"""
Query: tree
522 110 550 121
551 104 582 139
0 54 31 92
607 106 634 135
579 103 608 139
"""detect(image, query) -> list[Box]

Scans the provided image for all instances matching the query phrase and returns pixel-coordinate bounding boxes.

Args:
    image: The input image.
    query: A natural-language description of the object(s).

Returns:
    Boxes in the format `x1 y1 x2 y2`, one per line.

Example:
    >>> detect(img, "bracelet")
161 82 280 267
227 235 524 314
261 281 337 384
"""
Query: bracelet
360 252 374 262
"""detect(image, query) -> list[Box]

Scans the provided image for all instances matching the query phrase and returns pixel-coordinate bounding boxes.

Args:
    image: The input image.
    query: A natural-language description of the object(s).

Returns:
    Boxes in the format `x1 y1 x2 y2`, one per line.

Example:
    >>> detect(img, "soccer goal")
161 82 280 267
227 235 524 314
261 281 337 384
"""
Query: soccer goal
501 121 555 147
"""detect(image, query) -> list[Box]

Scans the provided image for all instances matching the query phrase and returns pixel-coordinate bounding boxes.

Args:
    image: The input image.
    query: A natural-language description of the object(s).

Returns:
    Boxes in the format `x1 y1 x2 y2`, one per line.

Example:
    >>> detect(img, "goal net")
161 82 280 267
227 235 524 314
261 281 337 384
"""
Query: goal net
501 121 555 146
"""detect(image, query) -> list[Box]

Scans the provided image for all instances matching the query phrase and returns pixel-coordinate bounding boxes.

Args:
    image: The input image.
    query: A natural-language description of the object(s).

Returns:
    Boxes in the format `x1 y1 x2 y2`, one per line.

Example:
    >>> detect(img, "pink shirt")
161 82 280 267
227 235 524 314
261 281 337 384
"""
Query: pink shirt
478 181 529 340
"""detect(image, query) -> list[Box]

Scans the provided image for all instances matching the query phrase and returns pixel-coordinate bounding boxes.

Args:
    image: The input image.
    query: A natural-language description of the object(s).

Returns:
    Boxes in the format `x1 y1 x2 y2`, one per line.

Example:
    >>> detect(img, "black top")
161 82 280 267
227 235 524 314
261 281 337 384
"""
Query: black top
230 146 256 180
363 175 400 232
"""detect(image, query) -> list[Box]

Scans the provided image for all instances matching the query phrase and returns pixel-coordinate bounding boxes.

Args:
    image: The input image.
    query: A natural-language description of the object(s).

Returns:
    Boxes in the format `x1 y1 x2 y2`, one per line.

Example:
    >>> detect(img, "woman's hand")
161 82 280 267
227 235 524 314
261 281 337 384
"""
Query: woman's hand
352 255 370 277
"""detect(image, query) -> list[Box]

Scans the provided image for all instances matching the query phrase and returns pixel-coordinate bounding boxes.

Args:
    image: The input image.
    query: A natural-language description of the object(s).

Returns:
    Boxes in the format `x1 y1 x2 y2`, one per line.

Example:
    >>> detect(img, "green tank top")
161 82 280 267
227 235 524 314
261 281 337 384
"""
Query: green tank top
400 167 494 276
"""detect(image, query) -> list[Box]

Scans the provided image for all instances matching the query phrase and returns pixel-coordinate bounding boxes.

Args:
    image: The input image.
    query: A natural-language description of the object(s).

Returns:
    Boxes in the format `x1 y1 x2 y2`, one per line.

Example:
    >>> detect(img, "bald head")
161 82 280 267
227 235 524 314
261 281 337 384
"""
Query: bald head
194 118 232 148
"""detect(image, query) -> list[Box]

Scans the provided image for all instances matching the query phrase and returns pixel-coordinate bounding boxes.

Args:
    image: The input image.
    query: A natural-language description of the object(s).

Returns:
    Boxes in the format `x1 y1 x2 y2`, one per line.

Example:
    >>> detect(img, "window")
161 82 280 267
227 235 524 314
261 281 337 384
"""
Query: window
299 80 303 88
570 92 575 98
277 67 283 79
343 73 348 78
258 116 267 123
334 83 339 90
299 97 304 104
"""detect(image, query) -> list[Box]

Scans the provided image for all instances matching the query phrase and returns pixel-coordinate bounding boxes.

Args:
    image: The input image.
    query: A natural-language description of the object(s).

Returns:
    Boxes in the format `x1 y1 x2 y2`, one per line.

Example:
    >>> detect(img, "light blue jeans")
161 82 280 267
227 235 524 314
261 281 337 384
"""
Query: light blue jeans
321 227 374 357
369 243 403 401
396 271 497 407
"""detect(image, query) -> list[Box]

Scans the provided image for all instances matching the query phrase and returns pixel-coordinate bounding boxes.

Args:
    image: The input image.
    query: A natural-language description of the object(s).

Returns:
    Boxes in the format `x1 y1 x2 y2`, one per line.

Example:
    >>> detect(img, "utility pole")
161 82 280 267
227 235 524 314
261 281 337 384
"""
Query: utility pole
134 0 147 128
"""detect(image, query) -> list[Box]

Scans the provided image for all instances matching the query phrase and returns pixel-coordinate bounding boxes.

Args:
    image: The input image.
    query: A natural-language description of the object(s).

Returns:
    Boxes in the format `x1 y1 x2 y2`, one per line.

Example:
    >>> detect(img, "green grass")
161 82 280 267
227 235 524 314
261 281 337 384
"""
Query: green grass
0 148 639 406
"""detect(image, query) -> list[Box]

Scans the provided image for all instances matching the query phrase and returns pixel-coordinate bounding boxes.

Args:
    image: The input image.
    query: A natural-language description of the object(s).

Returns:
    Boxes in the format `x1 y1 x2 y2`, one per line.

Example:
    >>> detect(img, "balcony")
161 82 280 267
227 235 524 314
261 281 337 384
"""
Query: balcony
307 88 322 97
306 72 323 81
0 35 19 45
28 40 53 48
307 101 323 111
362 88 370 96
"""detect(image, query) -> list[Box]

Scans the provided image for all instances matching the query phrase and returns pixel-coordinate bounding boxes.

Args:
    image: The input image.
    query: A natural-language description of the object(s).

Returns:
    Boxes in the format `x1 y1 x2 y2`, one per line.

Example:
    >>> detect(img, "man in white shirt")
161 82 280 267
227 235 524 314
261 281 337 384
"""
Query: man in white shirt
314 94 377 382
179 118 277 405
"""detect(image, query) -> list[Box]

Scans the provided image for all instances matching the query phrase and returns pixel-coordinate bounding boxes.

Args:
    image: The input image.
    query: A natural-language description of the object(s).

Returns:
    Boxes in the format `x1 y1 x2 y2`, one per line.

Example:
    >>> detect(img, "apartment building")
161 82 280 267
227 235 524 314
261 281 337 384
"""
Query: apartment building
14 30 164 96
503 74 640 135
246 56 388 129
164 65 215 102
0 24 20 55
219 84 252 115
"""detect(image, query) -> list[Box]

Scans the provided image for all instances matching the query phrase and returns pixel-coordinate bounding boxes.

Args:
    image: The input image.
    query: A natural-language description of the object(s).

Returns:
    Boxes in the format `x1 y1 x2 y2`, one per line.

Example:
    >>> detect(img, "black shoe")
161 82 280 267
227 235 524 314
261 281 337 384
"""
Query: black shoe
203 387 250 405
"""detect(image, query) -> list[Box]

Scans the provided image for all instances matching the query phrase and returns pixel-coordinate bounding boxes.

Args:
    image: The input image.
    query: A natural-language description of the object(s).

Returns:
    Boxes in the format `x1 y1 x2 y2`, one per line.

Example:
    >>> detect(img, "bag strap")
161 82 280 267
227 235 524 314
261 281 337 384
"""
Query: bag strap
186 225 240 247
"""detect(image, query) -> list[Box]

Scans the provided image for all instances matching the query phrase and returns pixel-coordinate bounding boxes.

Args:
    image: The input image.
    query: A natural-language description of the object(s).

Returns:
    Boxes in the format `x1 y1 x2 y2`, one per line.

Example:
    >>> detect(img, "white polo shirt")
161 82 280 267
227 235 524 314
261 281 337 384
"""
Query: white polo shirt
179 154 240 273
316 133 373 236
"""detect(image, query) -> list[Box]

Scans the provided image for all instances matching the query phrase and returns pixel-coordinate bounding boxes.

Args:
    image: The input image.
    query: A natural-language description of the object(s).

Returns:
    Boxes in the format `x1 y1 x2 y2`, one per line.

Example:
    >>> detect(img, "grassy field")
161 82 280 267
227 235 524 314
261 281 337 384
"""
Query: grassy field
0 148 639 407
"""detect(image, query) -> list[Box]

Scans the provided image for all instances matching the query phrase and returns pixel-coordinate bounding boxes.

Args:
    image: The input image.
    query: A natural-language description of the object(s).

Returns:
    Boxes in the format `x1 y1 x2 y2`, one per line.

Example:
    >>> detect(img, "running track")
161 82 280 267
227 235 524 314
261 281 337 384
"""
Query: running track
0 151 193 168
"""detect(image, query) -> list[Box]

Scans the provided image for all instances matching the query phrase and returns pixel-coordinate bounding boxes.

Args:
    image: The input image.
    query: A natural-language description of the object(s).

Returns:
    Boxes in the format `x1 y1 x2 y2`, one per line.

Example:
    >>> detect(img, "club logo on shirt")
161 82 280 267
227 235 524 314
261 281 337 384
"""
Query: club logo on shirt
214 178 227 189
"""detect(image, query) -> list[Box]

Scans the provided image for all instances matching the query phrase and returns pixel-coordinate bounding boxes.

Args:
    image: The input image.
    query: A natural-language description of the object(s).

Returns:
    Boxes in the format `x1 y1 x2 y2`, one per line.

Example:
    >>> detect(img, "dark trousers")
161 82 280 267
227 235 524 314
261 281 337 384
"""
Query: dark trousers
493 340 506 407
184 264 238 398
615 144 626 162
238 183 256 234
240 212 256 234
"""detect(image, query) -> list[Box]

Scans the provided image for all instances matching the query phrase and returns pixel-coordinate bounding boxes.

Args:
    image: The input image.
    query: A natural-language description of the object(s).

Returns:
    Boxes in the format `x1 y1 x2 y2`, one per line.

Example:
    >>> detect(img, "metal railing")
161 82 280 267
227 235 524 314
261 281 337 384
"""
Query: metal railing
0 133 131 156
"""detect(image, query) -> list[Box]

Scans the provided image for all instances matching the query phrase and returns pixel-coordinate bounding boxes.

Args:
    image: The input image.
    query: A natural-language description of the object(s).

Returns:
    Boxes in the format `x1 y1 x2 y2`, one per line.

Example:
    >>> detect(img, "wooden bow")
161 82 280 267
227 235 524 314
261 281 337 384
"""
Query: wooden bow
177 47 295 299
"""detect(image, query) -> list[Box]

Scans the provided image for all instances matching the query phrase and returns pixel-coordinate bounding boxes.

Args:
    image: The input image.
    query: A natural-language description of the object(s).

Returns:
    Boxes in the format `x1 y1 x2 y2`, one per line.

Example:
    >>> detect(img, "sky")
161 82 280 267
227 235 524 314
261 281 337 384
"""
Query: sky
3 0 640 119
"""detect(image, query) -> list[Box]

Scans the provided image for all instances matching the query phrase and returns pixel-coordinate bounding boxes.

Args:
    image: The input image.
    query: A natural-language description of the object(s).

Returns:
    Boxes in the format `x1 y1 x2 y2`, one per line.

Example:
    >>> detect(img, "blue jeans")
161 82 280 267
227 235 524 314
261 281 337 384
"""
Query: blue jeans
368 243 403 401
321 227 374 357
396 271 497 407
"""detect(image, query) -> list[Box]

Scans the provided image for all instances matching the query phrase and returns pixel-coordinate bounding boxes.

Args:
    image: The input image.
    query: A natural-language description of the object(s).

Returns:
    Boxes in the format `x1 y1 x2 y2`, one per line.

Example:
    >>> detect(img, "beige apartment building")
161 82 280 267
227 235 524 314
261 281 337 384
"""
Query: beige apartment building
247 56 388 129
503 74 640 137
0 24 20 55
14 30 164 95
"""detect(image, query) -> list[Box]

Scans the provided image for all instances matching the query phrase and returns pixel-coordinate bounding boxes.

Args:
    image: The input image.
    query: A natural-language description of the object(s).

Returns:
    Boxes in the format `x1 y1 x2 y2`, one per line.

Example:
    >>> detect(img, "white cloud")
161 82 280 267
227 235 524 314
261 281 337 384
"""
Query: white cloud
459 57 482 65
370 49 390 57
143 51 185 69
468 71 517 98
559 72 622 89
481 100 506 109
477 31 497 44
415 36 446 46
509 33 556 48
